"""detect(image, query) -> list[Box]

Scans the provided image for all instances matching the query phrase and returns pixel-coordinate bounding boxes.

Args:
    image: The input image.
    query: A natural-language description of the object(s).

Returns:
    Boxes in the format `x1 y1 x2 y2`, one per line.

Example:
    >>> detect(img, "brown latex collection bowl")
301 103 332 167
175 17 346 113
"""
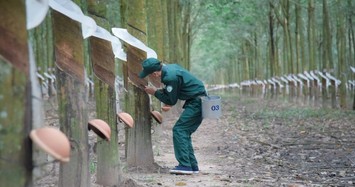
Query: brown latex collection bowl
88 119 111 141
161 105 171 112
150 110 163 124
117 112 134 128
29 127 70 163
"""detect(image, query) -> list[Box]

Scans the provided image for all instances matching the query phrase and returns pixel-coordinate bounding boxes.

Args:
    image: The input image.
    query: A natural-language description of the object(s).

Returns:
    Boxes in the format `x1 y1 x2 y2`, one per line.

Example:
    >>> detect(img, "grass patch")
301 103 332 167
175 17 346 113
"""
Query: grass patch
90 161 96 174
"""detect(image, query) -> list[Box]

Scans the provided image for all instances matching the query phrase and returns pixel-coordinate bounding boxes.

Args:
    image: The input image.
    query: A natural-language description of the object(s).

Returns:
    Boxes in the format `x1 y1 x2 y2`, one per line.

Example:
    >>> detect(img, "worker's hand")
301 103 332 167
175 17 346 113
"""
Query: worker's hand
144 86 157 95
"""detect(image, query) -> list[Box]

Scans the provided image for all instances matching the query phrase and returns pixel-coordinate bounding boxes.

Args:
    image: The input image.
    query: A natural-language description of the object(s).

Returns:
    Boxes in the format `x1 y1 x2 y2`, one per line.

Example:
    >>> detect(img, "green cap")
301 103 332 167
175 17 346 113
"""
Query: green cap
138 58 161 78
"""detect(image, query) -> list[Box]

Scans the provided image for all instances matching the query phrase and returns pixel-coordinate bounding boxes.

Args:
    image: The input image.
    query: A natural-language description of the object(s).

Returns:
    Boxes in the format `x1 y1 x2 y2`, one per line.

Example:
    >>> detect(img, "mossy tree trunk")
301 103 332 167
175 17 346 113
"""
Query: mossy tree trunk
295 0 307 97
336 1 347 109
146 0 164 109
124 0 155 169
89 36 121 186
27 10 53 185
0 1 33 187
181 1 191 68
28 12 54 74
307 0 317 99
166 0 185 67
322 0 335 108
147 0 164 60
268 2 276 77
87 0 123 185
172 1 185 68
51 10 90 187
161 0 170 62
350 2 355 110
307 0 316 70
167 1 177 64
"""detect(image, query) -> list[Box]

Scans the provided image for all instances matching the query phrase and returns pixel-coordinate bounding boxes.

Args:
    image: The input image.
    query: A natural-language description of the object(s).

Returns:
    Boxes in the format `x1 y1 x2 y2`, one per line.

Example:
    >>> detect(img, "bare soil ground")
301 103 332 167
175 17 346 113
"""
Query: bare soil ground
35 91 355 187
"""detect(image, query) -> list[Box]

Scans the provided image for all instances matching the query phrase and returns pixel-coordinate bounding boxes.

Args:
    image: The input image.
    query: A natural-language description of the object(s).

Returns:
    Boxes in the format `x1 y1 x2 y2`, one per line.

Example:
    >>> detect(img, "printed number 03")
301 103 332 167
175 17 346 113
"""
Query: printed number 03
211 105 219 111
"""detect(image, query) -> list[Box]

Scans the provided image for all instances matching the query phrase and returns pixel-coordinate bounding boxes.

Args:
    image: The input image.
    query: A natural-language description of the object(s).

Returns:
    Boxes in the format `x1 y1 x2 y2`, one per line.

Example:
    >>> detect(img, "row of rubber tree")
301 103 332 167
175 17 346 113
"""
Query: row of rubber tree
193 0 355 110
0 0 192 187
209 69 355 109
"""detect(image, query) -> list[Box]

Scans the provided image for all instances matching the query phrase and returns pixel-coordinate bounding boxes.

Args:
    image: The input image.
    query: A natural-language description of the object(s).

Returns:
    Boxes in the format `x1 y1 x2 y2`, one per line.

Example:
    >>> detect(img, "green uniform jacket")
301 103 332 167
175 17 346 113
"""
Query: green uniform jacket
154 64 206 105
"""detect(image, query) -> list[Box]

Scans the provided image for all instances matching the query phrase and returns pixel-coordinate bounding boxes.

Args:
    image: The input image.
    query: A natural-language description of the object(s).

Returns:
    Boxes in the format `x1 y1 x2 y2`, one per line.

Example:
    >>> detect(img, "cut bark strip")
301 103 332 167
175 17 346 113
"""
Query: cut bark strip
127 67 148 90
127 44 145 72
148 74 162 88
52 10 85 83
90 37 115 88
0 1 28 74
92 63 115 88
55 42 85 83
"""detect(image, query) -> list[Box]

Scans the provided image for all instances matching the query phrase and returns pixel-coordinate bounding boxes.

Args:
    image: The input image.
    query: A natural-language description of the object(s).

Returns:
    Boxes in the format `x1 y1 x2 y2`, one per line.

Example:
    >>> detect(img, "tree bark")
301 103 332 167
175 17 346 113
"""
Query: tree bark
322 0 335 108
125 0 155 169
89 36 122 186
307 0 316 70
146 0 164 88
52 10 90 187
87 0 123 185
336 1 347 109
0 1 33 187
269 2 275 77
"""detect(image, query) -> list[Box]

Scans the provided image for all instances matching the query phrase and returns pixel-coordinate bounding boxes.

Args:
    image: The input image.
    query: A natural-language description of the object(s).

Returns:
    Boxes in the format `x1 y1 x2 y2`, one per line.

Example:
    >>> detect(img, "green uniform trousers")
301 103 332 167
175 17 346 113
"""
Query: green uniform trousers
173 97 203 168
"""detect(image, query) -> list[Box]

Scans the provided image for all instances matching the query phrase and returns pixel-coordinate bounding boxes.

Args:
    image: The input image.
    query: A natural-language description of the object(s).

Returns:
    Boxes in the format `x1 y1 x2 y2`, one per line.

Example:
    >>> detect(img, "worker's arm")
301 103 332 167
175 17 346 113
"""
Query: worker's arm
153 80 179 106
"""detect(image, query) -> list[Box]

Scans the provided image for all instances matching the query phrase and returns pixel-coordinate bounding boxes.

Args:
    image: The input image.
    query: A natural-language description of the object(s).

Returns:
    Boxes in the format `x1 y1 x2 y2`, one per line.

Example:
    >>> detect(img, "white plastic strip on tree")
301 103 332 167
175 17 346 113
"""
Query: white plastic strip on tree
26 0 49 29
351 66 355 73
48 0 128 61
317 71 331 88
112 28 158 59
91 26 127 61
325 72 341 86
30 0 157 62
271 77 284 88
48 0 97 39
310 71 322 91
304 71 314 81
298 73 310 87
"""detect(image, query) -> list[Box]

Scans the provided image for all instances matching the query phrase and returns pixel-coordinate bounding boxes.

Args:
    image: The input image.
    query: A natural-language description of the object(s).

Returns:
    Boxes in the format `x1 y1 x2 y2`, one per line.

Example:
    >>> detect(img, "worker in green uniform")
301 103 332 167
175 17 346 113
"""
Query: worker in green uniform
139 57 206 175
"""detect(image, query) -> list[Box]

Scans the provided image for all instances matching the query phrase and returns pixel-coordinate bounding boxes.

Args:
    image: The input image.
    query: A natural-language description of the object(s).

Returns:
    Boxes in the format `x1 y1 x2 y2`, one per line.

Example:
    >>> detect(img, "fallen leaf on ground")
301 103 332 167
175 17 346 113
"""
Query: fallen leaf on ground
175 181 186 186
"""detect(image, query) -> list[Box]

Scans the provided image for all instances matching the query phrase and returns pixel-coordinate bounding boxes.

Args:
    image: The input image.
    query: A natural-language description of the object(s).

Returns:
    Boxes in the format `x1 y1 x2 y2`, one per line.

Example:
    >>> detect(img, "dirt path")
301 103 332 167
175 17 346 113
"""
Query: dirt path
36 94 355 187
122 112 237 187
122 96 355 187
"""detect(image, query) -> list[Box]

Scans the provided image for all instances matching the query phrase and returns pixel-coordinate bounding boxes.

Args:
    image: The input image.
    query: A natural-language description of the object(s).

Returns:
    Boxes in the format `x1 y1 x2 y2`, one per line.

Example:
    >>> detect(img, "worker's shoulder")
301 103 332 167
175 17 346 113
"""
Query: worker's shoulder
162 64 181 82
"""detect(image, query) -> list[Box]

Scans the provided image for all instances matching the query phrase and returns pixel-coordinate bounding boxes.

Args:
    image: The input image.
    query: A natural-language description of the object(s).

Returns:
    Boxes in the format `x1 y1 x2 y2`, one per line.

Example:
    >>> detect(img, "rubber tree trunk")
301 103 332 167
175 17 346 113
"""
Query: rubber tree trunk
322 0 335 108
308 0 316 70
268 2 276 77
146 0 164 113
89 36 122 186
181 1 191 68
167 0 185 68
28 9 54 181
87 0 123 185
0 1 33 186
167 1 177 63
161 0 170 62
125 0 155 169
295 0 301 73
51 10 90 187
336 1 347 109
28 13 54 74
